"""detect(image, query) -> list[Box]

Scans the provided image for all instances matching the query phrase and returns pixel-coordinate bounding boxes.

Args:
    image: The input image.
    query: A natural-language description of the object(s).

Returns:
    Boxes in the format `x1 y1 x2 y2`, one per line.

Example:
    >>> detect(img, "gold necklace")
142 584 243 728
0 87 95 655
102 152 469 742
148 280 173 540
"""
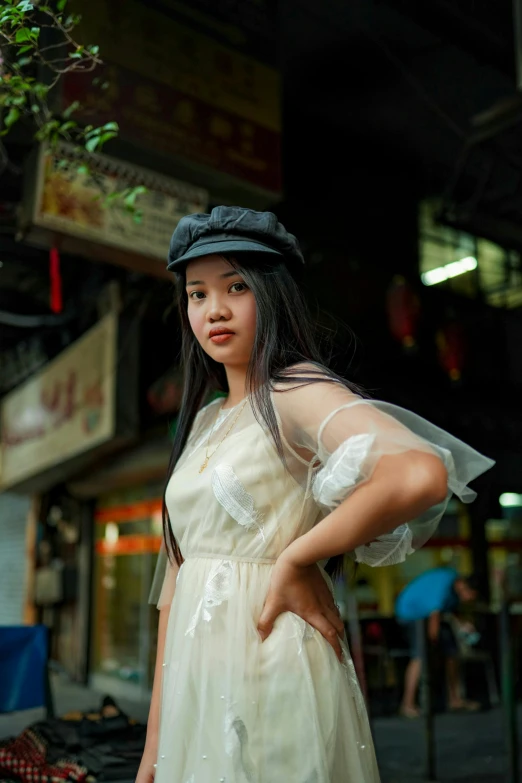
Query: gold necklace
199 398 249 474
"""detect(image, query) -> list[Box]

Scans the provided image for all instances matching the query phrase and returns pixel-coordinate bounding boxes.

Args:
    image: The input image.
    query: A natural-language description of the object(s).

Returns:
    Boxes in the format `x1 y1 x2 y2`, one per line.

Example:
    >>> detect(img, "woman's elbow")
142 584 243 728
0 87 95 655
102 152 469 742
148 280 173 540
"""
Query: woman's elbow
414 453 448 507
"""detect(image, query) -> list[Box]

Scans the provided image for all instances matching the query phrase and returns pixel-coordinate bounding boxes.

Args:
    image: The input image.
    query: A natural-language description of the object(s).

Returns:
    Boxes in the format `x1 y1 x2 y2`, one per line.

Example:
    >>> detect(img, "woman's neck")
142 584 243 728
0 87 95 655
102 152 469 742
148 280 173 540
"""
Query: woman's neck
223 364 248 408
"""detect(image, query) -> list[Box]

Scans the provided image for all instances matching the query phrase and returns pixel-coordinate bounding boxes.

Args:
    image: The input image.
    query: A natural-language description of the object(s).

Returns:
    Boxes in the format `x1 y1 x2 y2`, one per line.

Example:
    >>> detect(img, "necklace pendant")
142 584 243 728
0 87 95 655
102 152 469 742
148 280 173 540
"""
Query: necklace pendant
199 457 209 474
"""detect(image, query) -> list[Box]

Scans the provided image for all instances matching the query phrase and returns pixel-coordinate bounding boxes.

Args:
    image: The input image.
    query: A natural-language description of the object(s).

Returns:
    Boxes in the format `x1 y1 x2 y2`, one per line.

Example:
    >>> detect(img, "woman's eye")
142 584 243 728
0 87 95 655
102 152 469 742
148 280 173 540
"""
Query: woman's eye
229 282 247 293
189 291 205 300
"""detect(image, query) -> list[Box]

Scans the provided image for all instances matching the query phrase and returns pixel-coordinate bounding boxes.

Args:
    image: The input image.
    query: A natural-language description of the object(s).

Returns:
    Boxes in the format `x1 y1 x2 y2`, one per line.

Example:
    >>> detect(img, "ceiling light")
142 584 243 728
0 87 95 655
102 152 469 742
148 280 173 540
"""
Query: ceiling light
499 493 522 508
421 256 477 286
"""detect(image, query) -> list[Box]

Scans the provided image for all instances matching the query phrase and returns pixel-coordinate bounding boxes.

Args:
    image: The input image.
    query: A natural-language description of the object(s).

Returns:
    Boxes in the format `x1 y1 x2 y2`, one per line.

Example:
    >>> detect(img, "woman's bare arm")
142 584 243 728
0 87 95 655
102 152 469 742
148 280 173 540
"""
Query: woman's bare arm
282 451 447 567
136 603 171 783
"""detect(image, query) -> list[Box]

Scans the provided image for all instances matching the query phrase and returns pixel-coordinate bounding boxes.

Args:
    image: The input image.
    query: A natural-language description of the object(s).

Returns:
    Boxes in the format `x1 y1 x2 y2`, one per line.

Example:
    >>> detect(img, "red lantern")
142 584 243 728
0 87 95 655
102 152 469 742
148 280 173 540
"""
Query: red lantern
436 322 466 381
386 275 420 349
49 246 63 314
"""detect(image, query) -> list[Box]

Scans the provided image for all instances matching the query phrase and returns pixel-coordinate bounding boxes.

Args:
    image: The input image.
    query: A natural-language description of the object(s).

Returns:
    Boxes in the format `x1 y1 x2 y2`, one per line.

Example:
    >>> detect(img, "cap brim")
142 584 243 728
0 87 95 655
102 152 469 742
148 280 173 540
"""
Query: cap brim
167 238 284 271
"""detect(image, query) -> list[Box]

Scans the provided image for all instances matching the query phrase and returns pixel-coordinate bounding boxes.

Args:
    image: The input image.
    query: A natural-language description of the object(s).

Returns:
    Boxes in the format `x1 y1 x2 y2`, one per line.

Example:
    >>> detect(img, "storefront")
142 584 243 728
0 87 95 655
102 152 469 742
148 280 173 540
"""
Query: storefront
0 311 139 680
90 487 164 701
66 430 173 699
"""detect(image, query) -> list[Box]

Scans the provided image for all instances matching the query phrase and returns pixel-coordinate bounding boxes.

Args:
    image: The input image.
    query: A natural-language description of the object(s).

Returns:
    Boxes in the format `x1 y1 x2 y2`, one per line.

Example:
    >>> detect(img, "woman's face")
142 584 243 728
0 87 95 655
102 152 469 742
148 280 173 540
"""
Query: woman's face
185 254 257 368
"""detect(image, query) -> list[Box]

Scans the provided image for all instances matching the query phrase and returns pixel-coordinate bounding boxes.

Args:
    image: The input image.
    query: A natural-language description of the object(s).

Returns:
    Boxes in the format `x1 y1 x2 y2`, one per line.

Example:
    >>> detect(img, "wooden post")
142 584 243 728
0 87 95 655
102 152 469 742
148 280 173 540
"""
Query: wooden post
419 617 437 781
500 594 518 783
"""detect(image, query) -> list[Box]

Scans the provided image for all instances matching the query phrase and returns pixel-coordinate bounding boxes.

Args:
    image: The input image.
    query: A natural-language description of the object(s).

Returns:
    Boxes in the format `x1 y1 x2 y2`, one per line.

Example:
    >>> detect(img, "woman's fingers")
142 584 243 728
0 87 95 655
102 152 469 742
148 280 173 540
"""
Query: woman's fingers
257 598 280 642
323 604 345 637
308 612 343 661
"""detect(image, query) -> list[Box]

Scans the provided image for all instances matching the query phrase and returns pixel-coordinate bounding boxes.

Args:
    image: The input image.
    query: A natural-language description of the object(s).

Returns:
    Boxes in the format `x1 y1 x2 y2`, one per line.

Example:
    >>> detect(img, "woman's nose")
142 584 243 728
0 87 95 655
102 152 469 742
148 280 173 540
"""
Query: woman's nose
207 297 231 322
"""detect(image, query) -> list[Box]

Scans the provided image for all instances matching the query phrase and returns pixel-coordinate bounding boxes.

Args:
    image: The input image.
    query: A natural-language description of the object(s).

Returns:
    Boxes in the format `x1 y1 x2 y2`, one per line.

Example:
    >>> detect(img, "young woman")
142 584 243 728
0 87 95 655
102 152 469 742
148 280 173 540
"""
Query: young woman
137 206 494 783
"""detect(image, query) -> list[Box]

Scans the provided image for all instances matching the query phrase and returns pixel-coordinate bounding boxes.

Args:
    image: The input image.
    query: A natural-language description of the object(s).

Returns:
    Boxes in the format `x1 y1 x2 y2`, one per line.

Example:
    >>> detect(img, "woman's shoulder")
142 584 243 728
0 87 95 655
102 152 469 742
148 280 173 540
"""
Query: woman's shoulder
185 397 221 441
270 362 363 434
197 397 222 417
272 362 360 402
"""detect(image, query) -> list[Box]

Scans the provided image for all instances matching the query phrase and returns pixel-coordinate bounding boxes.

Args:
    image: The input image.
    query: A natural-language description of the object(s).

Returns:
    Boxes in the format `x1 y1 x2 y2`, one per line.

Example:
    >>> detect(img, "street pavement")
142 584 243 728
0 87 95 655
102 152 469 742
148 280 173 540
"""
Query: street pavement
0 674 520 782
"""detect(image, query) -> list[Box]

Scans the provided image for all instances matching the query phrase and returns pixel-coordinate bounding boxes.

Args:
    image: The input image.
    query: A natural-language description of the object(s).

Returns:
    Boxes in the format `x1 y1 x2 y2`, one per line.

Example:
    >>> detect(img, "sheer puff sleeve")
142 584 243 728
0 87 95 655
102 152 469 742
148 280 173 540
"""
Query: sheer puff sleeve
274 372 495 567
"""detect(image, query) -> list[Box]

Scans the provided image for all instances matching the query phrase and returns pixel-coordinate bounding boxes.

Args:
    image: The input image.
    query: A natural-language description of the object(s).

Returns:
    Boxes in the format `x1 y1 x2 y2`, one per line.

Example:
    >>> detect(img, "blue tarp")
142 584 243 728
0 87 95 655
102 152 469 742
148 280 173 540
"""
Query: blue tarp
0 625 48 712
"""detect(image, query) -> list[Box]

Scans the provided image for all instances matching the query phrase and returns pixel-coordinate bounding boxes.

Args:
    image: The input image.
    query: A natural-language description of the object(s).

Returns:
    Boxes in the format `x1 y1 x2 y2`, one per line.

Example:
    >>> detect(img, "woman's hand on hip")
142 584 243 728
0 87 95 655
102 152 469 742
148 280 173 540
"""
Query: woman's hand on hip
257 551 344 661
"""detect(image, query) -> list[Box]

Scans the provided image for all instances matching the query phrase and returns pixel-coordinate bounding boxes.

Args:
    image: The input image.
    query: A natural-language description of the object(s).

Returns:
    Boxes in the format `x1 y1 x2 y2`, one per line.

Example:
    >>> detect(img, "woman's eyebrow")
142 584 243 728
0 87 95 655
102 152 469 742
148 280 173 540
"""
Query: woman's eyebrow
186 270 240 286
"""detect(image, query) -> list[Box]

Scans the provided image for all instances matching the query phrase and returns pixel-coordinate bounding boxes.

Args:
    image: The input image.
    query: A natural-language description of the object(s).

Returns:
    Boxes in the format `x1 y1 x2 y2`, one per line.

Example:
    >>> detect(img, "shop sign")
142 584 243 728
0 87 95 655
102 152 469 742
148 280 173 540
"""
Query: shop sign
0 313 118 490
63 0 281 193
29 143 208 261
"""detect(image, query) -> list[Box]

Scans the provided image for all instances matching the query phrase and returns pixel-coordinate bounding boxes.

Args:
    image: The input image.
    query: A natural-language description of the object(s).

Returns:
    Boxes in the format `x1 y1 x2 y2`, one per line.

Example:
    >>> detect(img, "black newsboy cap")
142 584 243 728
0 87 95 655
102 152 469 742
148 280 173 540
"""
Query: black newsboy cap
167 206 305 271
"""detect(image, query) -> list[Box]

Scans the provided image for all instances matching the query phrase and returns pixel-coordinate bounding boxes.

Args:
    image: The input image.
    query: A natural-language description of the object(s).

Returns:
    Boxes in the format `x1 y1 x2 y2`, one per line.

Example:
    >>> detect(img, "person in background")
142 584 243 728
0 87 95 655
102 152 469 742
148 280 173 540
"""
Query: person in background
396 567 480 718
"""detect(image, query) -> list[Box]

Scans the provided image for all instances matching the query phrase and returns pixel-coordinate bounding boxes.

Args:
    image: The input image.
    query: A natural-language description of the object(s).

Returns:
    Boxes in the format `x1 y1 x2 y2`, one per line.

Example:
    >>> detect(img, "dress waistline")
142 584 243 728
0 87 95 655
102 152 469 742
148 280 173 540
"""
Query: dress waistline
183 552 277 565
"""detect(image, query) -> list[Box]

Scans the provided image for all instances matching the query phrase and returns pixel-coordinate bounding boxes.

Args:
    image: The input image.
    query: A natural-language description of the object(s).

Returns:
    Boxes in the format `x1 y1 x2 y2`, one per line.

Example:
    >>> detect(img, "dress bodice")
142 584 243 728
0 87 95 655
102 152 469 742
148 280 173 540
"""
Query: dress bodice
166 400 321 563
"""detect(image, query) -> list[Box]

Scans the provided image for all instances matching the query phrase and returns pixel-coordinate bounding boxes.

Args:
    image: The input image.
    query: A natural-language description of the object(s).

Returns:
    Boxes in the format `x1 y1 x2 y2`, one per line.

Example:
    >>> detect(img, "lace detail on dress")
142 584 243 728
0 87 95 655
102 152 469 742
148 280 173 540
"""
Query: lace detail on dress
185 560 233 637
212 464 265 540
290 613 315 654
312 434 376 509
354 523 414 567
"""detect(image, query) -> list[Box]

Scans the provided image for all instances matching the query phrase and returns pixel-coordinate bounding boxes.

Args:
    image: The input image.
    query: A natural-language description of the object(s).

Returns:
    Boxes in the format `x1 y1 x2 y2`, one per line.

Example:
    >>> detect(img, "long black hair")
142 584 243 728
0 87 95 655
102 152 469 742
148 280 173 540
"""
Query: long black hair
162 253 362 576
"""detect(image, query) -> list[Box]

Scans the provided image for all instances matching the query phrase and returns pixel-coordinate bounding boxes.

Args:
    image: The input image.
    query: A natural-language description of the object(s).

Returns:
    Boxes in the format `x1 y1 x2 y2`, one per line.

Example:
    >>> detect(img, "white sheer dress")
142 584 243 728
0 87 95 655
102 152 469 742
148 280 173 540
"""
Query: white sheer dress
149 372 494 783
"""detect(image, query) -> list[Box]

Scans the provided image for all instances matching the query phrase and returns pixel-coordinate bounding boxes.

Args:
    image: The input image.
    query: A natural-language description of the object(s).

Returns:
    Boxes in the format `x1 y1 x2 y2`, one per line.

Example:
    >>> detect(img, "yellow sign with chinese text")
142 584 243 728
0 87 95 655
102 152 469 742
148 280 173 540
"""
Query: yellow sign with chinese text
72 0 280 133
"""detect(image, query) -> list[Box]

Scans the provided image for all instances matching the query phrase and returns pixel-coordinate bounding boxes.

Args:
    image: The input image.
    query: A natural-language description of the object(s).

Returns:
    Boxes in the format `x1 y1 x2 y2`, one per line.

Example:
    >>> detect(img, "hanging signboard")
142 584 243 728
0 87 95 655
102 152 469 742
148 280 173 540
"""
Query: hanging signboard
63 0 281 194
0 312 137 491
28 142 208 262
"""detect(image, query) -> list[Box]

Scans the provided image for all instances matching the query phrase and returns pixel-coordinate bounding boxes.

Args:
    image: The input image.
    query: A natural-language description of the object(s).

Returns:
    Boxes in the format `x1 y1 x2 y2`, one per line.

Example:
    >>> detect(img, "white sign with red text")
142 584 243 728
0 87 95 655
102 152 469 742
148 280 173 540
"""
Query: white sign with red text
0 313 117 489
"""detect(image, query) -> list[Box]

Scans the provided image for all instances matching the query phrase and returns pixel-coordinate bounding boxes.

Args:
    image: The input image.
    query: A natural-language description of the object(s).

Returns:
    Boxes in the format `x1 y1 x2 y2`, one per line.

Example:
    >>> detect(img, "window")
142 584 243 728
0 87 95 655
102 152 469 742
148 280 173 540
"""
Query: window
419 200 522 308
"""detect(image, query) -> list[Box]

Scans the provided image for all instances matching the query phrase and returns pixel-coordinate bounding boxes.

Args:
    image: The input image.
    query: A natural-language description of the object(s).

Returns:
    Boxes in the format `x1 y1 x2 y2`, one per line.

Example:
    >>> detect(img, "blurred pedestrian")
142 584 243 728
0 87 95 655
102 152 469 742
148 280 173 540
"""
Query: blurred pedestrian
137 207 493 783
396 567 480 718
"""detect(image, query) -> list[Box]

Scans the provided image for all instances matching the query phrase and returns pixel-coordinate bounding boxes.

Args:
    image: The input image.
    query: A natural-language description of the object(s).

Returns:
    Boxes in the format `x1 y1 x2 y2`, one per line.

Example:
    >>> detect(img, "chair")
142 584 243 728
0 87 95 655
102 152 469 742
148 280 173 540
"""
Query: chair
0 625 55 716
447 615 500 706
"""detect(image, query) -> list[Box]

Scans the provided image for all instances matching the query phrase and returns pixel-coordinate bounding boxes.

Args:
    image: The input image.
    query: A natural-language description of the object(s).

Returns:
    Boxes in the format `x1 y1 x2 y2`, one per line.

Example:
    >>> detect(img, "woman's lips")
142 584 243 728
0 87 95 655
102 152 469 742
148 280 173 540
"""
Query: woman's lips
210 333 234 344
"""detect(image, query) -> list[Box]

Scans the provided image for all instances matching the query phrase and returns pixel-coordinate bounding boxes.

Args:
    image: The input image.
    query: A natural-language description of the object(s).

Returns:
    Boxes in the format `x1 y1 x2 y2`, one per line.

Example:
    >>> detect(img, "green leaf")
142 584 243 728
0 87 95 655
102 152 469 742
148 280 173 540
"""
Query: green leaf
57 0 68 10
62 101 80 120
88 45 99 56
98 131 117 146
4 107 20 128
30 26 40 38
17 1 34 11
31 104 39 113
123 186 146 208
77 164 90 175
18 44 32 53
102 121 119 132
62 100 79 118
68 51 83 59
64 13 81 26
11 94 27 105
60 120 77 132
15 28 31 43
17 56 32 67
85 136 100 152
